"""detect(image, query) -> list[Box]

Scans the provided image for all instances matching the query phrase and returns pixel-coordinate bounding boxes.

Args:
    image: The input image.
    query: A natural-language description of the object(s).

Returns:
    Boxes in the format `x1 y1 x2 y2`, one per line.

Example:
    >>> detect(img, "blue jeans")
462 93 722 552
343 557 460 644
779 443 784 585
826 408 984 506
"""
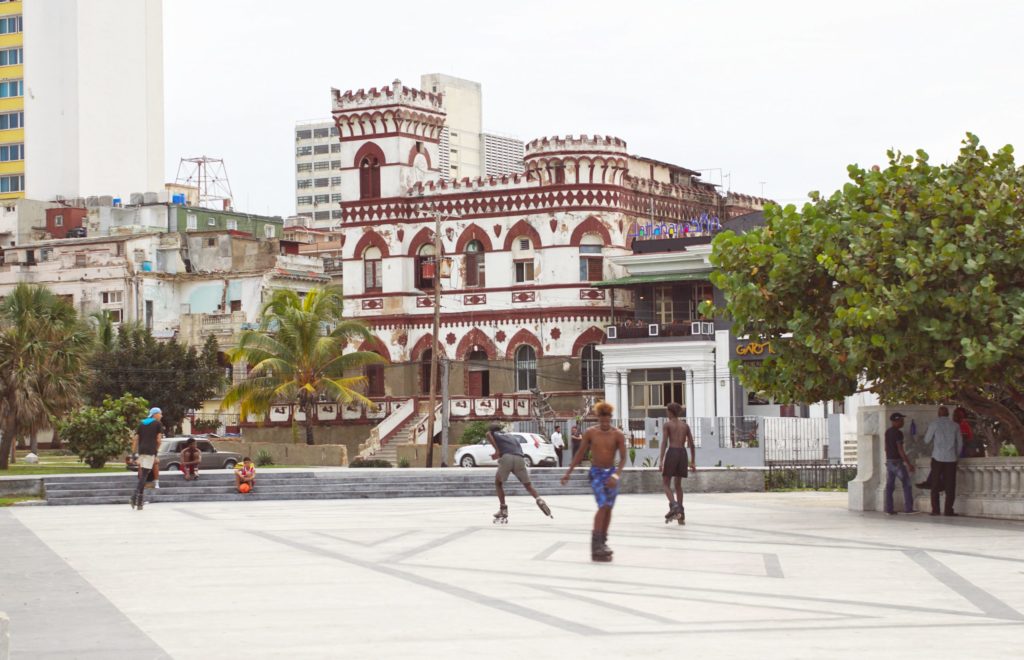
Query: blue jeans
884 459 914 513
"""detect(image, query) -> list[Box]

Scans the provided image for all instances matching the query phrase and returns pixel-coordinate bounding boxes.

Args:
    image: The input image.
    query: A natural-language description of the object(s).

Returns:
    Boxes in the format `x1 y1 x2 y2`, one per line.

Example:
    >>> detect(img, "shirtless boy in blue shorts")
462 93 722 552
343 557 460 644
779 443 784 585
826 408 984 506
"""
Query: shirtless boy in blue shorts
561 401 627 562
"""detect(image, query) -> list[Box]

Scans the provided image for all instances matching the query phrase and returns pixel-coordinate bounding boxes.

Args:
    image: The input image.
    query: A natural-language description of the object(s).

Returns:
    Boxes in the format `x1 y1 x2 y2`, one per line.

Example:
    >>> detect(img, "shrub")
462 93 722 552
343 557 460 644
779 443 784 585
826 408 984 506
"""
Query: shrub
58 394 149 468
460 420 490 445
192 417 220 433
398 457 411 468
256 449 274 466
1000 443 1020 457
349 457 393 468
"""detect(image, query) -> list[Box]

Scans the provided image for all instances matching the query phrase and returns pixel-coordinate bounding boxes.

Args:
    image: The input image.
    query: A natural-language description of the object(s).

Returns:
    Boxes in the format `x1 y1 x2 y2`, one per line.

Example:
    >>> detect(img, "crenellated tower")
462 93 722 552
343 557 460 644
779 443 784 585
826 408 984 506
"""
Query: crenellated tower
524 135 629 186
330 79 446 212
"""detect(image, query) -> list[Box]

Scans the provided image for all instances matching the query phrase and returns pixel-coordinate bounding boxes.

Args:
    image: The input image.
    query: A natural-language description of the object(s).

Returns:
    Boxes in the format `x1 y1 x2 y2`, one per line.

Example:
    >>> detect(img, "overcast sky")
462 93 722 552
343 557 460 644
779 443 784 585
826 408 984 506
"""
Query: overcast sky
164 0 1024 217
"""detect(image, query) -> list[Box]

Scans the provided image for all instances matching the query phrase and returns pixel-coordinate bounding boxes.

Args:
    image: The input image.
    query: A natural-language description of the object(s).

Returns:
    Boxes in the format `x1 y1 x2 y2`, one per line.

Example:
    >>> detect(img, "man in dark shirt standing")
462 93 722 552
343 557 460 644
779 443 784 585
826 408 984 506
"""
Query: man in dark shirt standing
131 407 165 510
884 412 918 516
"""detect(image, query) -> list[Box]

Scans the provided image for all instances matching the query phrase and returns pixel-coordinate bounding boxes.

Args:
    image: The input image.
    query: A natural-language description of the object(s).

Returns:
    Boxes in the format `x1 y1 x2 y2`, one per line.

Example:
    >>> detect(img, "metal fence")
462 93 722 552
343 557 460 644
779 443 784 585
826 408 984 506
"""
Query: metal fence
766 463 858 491
762 417 830 464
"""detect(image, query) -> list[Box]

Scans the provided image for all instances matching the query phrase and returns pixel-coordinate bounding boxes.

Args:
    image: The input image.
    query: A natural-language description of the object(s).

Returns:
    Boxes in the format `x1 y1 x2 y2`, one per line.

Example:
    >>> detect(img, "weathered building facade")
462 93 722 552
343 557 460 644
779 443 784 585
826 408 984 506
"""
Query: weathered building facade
271 78 769 448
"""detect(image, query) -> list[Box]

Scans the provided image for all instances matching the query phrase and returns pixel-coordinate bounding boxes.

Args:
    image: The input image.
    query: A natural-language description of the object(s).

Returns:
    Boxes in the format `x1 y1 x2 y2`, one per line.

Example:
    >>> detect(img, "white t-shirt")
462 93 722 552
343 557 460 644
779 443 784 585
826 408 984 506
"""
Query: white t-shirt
551 431 564 449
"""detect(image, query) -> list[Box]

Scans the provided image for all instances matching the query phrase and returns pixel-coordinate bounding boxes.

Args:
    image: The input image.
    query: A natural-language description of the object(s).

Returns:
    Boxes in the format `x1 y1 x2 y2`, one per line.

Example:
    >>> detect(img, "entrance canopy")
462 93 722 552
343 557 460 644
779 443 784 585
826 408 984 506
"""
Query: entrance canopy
594 272 710 287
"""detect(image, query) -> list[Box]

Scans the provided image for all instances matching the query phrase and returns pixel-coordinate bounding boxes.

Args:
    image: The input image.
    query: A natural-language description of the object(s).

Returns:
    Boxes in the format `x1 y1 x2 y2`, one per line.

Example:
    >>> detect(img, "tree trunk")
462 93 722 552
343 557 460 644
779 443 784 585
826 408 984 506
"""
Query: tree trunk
958 387 1024 455
29 430 38 455
51 425 62 450
304 401 315 446
0 434 11 470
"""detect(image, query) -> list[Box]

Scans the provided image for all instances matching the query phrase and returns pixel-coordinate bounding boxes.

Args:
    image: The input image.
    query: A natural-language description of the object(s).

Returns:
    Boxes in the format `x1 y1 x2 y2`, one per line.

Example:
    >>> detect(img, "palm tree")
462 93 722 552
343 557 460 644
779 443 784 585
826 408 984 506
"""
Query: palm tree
222 286 384 445
0 284 94 468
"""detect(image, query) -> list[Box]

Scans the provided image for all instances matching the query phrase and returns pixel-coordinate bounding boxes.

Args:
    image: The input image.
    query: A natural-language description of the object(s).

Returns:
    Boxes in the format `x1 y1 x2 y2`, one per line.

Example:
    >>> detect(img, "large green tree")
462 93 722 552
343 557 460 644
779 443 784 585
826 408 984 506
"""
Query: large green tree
86 324 224 433
710 134 1024 452
0 284 94 468
222 286 383 445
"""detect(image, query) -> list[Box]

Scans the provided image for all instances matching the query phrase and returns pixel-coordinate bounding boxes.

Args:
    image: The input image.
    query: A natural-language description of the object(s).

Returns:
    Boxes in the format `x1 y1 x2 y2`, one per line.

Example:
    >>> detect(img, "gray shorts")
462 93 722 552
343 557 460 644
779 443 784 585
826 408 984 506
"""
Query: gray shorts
496 454 530 485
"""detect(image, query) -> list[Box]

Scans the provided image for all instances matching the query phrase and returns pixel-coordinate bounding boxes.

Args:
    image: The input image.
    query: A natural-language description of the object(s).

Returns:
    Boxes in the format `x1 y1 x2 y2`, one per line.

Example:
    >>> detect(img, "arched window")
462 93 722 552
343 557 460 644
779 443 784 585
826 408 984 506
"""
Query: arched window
579 233 604 282
465 239 485 288
515 345 537 391
363 246 382 292
512 236 535 284
581 344 603 390
467 349 489 397
359 155 381 199
365 363 385 397
415 244 436 290
420 349 441 394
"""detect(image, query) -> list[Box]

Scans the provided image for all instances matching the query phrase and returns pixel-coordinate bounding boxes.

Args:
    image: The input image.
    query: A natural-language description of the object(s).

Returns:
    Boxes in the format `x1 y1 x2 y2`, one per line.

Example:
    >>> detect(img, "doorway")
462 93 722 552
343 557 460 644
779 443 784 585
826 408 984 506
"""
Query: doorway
466 349 490 397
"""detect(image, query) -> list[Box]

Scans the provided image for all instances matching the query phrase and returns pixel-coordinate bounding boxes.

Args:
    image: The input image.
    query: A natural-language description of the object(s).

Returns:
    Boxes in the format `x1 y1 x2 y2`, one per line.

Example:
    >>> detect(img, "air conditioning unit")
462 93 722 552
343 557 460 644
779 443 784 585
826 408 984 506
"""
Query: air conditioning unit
702 322 714 335
691 322 701 335
648 324 659 337
605 325 617 339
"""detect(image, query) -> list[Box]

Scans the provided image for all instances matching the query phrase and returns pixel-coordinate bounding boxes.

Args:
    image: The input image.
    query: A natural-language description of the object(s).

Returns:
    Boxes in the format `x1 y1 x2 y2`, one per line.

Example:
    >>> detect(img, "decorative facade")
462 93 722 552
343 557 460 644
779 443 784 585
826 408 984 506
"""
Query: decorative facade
319 78 766 437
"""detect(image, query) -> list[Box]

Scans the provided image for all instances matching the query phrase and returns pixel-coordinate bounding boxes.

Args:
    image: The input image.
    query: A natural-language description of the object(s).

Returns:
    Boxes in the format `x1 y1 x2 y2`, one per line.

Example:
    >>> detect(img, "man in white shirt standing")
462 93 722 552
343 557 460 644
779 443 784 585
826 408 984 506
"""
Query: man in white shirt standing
551 425 565 467
925 406 964 517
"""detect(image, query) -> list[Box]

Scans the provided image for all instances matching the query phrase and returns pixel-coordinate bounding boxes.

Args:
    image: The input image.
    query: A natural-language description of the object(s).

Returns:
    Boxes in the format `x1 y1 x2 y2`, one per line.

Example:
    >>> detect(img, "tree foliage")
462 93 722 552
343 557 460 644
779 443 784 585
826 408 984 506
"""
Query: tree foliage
86 325 223 433
222 286 384 445
0 284 94 468
710 134 1024 450
59 394 149 468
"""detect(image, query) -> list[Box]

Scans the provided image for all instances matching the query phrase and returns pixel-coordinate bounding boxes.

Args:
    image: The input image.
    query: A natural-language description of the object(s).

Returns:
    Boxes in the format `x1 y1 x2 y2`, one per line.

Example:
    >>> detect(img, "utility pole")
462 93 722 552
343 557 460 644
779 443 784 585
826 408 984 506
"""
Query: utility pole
440 358 450 467
424 209 443 468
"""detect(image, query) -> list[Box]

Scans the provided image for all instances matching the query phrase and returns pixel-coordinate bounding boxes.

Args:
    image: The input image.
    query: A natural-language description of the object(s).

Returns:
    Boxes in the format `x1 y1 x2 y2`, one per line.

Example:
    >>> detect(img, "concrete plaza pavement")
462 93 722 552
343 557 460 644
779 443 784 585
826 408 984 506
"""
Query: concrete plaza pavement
3 492 1024 659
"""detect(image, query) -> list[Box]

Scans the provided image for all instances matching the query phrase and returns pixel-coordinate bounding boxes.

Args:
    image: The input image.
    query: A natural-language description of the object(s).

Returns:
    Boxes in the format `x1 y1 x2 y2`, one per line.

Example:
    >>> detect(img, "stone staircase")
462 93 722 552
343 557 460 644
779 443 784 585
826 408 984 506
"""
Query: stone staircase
372 415 421 465
40 468 594 506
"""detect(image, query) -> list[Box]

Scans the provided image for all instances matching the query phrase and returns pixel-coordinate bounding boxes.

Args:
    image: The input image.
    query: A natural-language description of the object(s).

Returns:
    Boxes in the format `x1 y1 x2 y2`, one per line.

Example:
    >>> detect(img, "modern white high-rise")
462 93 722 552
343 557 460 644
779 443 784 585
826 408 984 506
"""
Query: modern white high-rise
20 0 164 201
482 132 525 176
420 73 482 181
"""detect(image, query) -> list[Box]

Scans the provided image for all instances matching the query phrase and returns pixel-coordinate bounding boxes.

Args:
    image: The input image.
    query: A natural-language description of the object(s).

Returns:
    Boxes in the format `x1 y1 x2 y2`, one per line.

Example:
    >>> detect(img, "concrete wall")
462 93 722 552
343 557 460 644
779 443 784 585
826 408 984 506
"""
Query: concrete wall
212 441 347 467
240 425 370 458
1 610 8 660
0 478 44 498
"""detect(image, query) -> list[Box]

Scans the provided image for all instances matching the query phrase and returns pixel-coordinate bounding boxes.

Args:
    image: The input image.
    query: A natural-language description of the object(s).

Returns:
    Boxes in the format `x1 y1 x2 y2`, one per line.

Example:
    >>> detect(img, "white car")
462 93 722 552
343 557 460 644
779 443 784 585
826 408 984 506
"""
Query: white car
455 432 558 468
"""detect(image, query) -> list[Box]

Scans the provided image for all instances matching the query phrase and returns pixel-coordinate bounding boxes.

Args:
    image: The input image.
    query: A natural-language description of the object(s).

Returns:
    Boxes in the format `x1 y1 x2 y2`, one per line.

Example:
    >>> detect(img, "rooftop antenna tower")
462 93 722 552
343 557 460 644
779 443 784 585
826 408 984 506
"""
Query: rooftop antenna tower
175 156 234 210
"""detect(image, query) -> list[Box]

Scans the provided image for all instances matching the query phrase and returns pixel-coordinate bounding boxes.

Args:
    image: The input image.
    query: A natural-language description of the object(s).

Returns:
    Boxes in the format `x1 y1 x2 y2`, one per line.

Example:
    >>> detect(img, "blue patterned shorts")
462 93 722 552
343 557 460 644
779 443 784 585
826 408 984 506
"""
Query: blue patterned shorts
589 466 619 509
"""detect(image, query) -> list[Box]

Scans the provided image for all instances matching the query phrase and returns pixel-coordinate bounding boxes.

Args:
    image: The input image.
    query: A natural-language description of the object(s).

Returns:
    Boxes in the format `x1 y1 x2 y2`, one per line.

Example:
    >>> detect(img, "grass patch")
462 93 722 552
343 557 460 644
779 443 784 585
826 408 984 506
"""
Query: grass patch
4 451 126 475
0 496 42 506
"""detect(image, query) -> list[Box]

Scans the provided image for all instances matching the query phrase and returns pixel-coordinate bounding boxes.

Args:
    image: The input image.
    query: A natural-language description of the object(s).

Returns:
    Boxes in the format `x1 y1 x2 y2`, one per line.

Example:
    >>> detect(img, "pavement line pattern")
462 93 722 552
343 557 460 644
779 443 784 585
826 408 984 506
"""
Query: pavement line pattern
902 549 1024 621
248 529 604 636
385 526 479 563
0 511 170 660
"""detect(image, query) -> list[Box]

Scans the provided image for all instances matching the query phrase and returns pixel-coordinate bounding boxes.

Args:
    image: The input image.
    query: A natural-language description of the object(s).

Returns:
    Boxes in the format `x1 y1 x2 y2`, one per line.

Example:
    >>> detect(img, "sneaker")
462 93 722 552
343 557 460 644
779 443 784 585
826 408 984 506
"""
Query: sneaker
904 510 922 515
930 511 940 516
154 481 160 489
886 511 897 516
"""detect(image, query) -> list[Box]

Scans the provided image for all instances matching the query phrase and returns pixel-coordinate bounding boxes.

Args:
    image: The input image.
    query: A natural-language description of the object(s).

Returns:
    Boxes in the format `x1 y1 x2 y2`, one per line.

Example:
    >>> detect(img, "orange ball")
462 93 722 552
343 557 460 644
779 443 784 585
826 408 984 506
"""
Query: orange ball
238 483 251 494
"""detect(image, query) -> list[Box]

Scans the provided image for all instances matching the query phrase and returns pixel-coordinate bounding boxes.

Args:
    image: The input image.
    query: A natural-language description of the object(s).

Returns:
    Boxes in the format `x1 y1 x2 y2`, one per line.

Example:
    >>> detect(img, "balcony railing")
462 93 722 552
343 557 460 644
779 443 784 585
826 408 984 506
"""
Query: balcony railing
606 319 714 340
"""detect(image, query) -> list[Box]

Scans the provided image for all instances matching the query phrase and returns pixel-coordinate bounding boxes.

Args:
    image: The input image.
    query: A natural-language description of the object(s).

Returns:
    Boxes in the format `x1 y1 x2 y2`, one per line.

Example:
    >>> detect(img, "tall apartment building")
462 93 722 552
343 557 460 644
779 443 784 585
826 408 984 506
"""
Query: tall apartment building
293 119 344 222
481 132 525 176
421 73 482 182
0 0 164 203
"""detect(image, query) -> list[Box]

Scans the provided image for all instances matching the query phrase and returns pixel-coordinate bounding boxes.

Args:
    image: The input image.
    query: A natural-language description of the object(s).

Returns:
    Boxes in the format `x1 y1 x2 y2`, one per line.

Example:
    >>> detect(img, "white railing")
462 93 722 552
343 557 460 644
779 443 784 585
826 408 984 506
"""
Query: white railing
956 458 1024 499
412 403 443 445
358 398 415 459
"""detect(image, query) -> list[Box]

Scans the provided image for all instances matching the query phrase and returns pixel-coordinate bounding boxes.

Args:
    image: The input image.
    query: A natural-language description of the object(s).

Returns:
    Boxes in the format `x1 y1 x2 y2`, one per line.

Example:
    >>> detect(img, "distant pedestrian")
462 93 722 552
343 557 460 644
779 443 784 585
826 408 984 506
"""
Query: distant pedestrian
570 425 583 463
488 423 552 523
180 438 202 481
883 412 918 516
925 406 963 516
954 407 977 458
551 425 565 466
659 402 695 524
561 402 627 562
130 407 165 510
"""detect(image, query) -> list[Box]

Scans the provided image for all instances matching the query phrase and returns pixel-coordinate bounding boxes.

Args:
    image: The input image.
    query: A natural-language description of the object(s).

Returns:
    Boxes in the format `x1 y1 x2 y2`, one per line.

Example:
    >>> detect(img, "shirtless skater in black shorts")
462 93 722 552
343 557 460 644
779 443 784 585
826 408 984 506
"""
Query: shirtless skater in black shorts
659 402 695 524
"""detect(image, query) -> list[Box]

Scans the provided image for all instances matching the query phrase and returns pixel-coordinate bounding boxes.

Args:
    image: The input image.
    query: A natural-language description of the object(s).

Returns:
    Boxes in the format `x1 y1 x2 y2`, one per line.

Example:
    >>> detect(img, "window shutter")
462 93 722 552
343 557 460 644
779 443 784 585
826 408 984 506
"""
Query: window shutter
587 257 603 281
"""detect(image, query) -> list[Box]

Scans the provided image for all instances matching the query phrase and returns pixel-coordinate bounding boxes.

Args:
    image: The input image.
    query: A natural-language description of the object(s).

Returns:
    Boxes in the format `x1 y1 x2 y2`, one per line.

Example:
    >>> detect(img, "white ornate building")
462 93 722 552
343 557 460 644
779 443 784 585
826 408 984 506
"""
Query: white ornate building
307 77 766 444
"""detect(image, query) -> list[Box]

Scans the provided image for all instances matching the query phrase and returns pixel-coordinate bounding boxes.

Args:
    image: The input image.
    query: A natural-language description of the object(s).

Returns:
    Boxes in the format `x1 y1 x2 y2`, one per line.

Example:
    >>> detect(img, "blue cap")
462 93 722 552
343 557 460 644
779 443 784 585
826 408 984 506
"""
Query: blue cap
149 407 162 416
